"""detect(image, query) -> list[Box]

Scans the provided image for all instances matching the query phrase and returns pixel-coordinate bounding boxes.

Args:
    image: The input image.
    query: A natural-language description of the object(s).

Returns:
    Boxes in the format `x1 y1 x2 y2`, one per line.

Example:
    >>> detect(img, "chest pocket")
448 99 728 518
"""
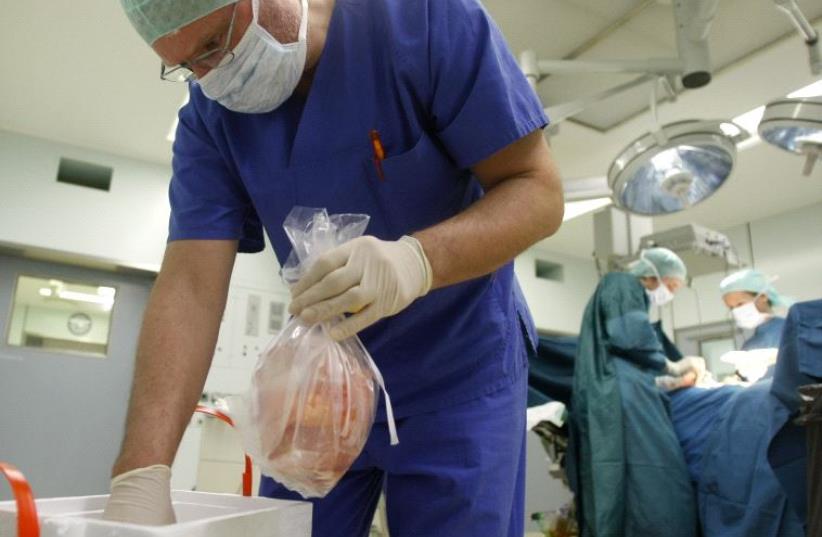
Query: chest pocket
366 130 478 237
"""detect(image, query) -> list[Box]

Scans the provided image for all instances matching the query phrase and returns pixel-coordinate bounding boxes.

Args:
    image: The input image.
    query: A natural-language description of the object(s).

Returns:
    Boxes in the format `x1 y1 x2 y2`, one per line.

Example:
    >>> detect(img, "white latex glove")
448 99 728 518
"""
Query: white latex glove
665 356 707 382
526 401 567 430
656 372 698 392
289 235 433 341
102 465 176 526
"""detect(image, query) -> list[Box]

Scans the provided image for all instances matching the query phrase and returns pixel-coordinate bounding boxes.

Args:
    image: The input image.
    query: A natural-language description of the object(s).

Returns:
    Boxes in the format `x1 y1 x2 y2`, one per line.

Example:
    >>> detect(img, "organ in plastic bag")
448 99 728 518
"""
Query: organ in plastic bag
228 207 398 499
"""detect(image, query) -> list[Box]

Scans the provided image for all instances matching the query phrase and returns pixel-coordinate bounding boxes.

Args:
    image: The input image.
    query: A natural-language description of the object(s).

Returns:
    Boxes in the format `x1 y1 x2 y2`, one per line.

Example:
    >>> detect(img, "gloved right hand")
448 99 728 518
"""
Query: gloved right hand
102 465 176 526
665 356 706 382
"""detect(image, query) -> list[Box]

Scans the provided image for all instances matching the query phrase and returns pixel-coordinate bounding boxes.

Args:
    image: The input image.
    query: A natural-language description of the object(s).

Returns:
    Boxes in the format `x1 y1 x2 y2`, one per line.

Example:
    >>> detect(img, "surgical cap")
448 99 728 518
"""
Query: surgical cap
120 0 235 45
719 269 792 307
628 248 688 281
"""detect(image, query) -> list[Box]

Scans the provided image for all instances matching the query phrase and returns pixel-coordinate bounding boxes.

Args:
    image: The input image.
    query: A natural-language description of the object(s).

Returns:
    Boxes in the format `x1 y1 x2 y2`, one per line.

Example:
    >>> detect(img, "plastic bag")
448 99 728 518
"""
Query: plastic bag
229 207 398 499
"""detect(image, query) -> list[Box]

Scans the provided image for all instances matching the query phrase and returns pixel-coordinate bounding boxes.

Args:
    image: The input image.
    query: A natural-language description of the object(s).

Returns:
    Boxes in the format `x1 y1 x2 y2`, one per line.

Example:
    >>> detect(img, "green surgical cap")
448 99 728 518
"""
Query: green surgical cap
719 269 793 307
120 0 235 45
628 248 687 280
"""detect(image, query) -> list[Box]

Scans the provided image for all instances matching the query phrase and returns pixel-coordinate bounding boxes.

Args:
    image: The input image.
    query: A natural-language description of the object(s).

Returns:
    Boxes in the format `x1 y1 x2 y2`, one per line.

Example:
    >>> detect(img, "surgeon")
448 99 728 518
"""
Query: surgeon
720 269 791 350
106 0 564 535
571 248 703 537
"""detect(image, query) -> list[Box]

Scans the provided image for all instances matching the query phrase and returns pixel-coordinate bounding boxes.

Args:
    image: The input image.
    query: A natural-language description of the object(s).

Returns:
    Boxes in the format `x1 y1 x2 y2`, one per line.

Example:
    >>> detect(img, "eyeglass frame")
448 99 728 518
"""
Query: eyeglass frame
160 1 241 82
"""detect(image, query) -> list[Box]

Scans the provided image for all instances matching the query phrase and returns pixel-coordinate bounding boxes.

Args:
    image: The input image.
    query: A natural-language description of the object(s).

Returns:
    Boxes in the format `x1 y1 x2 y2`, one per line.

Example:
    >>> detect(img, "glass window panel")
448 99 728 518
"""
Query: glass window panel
6 275 116 358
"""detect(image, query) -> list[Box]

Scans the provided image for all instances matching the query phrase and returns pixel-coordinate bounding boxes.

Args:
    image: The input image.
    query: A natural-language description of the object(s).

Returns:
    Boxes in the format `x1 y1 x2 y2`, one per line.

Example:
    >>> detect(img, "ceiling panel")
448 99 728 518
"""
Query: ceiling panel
482 0 616 60
489 0 822 132
0 0 187 165
0 0 820 196
709 0 822 70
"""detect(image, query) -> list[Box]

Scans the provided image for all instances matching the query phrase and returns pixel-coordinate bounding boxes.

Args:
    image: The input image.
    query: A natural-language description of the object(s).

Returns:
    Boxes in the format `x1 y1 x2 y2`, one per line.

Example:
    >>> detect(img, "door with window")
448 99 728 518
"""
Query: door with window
0 253 154 500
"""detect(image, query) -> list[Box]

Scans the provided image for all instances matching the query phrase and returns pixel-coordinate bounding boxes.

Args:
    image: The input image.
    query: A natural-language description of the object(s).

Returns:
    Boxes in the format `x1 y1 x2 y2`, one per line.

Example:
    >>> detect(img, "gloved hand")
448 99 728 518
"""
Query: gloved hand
665 356 706 382
102 465 176 526
656 372 698 392
288 235 433 341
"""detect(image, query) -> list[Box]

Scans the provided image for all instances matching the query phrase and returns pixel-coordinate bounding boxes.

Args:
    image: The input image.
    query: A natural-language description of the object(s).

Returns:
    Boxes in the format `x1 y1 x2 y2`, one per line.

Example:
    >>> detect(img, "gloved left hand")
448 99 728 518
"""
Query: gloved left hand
102 465 176 526
288 235 433 341
665 356 707 382
656 372 698 392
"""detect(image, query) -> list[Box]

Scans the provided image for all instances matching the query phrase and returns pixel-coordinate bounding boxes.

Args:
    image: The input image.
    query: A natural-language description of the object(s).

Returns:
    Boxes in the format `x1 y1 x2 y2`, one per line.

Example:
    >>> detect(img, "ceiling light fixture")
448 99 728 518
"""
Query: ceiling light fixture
608 120 748 215
759 96 822 175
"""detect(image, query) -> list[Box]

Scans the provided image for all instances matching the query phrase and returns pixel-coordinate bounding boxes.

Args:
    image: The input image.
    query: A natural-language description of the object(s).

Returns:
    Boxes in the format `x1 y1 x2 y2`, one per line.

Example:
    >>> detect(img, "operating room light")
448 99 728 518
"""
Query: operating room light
608 120 747 216
759 96 822 175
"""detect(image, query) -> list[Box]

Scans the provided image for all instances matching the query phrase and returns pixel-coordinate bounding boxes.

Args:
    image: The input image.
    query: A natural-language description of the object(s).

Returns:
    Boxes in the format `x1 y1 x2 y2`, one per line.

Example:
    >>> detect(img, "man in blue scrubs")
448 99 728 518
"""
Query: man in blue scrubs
105 0 564 535
720 269 791 351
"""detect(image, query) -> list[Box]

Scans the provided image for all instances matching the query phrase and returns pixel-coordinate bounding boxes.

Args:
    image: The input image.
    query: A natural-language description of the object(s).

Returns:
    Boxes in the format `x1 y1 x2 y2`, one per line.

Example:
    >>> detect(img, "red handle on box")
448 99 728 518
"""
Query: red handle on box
194 405 253 497
0 462 39 537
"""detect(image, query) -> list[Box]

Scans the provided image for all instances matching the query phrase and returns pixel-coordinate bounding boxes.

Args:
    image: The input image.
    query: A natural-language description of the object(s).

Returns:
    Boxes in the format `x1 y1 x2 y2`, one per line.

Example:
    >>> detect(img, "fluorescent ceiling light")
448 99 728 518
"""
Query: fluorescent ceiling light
563 197 612 221
39 285 115 310
732 107 765 151
57 290 114 307
732 106 765 135
98 286 116 297
788 79 822 99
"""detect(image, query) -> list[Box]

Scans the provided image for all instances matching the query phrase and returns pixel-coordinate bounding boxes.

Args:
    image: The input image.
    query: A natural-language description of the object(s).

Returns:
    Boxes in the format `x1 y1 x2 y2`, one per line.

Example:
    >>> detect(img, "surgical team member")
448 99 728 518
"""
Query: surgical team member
720 269 790 350
105 0 564 535
571 248 703 537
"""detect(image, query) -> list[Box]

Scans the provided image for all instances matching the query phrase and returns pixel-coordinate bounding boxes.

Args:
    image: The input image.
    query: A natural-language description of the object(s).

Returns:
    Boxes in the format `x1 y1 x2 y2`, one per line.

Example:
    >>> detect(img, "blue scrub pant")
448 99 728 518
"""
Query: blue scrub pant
260 370 528 537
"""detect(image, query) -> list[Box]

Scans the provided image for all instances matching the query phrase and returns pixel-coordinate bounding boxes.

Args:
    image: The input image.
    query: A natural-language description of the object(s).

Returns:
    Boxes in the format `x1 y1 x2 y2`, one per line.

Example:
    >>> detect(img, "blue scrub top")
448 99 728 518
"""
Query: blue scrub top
742 316 785 351
168 0 548 419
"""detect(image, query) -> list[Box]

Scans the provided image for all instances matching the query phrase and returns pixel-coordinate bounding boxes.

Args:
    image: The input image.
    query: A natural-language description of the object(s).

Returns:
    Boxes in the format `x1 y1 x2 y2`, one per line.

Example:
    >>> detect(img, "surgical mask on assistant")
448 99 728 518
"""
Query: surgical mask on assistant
732 296 771 330
198 0 309 113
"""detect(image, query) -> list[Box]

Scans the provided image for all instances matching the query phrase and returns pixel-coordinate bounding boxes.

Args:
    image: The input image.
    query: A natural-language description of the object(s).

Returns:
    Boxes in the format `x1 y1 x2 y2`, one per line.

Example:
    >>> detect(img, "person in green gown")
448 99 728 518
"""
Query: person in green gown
571 248 704 537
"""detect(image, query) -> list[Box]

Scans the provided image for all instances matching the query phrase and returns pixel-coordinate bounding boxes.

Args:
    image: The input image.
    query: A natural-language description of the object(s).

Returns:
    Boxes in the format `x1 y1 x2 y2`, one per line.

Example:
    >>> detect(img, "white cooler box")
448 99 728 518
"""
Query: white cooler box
0 490 312 537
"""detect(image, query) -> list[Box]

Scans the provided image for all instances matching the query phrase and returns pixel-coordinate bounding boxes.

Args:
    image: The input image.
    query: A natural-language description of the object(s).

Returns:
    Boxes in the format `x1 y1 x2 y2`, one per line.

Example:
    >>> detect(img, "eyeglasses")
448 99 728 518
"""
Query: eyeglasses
160 1 240 82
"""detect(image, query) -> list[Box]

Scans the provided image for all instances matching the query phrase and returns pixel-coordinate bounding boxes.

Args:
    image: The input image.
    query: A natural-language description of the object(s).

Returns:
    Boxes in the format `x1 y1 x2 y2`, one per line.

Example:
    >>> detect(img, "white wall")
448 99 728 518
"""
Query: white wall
671 200 822 329
515 248 599 335
0 127 291 388
0 130 289 290
0 130 170 271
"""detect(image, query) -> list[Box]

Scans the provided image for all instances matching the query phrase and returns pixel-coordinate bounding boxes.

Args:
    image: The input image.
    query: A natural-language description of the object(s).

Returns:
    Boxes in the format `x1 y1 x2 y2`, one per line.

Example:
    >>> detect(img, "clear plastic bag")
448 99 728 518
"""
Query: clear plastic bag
228 207 397 499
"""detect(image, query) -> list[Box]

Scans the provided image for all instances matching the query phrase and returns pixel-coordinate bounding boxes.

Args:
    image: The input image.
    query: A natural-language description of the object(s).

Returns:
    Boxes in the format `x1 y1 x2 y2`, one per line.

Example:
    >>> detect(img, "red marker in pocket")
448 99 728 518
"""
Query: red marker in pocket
370 129 386 181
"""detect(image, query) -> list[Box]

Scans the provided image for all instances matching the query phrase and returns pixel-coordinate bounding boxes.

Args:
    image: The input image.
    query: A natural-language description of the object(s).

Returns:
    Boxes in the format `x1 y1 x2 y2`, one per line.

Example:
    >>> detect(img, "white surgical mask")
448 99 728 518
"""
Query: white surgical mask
732 299 771 330
647 284 675 307
640 252 676 306
199 0 309 113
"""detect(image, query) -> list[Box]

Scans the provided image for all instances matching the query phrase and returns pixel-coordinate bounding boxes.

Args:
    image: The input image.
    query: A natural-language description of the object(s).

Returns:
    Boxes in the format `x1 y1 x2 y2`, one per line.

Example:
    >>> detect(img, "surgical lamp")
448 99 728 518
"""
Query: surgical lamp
758 96 822 175
608 120 749 215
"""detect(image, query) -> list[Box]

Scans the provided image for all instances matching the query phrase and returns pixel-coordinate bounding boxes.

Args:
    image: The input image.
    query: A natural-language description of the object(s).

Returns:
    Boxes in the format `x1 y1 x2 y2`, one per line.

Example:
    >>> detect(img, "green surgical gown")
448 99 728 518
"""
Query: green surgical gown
570 273 697 537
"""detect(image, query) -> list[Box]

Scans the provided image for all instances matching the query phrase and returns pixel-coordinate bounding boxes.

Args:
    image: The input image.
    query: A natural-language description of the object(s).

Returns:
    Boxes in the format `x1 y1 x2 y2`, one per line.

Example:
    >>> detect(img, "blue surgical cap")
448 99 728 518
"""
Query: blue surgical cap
120 0 235 45
719 269 792 307
628 248 688 280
